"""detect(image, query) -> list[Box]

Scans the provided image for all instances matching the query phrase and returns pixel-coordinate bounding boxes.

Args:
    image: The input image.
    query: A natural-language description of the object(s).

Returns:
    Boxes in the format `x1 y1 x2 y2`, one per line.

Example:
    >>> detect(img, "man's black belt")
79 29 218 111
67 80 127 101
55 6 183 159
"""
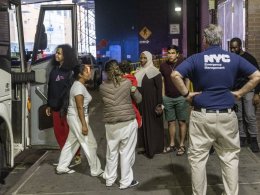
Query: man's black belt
193 107 234 113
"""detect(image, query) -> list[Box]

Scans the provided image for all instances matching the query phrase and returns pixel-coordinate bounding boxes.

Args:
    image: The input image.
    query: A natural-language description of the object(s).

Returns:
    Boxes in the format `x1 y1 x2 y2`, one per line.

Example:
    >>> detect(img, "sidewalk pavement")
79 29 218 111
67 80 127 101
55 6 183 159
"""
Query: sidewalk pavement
3 90 260 195
4 143 260 195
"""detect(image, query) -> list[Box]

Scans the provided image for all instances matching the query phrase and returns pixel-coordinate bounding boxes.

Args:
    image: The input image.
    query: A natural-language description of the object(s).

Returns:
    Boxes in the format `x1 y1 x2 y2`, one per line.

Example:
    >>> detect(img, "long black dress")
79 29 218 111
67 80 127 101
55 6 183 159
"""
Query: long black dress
138 74 164 158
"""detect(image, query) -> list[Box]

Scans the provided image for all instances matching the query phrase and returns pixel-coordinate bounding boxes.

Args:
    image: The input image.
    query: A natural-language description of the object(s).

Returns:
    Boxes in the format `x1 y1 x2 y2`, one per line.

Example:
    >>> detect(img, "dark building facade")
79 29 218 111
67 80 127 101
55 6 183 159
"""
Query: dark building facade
95 0 208 63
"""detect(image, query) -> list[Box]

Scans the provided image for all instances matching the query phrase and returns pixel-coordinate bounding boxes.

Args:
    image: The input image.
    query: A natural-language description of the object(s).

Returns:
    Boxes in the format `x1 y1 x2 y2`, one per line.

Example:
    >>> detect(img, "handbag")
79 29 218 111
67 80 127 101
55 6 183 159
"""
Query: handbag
38 104 53 130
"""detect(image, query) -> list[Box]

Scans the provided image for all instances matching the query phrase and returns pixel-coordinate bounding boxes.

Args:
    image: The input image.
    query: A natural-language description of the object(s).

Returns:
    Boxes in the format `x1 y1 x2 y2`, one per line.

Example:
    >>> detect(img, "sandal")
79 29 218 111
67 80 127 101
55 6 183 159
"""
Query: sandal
163 145 177 154
176 146 186 156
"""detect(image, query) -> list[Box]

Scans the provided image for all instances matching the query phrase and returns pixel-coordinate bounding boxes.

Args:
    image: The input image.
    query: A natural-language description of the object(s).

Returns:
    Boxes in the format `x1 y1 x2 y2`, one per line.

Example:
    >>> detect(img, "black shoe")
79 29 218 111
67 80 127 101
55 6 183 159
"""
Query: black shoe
120 180 139 190
137 150 145 155
129 180 139 188
240 137 246 147
250 137 259 153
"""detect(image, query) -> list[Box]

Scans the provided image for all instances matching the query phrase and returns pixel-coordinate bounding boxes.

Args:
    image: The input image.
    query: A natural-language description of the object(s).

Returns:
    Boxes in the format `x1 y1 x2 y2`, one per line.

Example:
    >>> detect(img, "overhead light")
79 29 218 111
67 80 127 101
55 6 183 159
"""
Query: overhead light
175 7 181 12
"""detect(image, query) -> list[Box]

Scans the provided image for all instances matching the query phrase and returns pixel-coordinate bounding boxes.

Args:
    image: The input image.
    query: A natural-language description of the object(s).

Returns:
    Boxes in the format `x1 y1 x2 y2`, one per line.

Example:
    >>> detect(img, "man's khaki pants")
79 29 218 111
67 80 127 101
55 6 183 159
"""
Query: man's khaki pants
188 109 240 195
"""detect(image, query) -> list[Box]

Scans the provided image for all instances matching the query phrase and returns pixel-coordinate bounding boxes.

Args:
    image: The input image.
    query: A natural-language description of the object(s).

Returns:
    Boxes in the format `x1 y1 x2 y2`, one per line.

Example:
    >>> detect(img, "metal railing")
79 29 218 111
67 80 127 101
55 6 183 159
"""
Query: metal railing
130 57 168 70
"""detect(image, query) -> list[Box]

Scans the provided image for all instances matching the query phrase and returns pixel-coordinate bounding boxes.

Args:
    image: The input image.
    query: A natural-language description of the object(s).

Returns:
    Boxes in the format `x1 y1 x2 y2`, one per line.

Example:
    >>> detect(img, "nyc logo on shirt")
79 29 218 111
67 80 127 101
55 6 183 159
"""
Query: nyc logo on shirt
204 54 230 70
55 75 65 81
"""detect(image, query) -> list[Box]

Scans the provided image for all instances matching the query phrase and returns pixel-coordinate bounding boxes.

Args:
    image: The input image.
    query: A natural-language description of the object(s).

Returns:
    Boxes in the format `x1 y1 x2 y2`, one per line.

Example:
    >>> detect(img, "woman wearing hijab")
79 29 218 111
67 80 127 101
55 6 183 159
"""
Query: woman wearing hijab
135 51 164 158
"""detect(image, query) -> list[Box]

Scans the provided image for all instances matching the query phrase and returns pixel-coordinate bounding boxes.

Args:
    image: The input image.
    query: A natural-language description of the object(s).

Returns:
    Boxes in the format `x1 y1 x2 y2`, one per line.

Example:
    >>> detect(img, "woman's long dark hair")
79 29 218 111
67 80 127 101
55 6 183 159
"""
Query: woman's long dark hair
73 64 85 80
60 64 85 116
51 44 78 70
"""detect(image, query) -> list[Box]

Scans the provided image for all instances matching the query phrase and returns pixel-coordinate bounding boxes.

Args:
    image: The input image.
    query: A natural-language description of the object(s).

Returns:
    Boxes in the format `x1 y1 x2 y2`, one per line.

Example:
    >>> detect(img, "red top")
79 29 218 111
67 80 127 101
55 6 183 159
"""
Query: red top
122 74 142 128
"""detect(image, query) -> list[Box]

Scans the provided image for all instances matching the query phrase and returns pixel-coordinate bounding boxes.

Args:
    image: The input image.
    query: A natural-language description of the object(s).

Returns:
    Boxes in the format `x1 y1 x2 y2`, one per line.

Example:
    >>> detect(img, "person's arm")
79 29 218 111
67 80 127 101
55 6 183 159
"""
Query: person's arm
171 70 200 103
153 74 164 114
154 74 163 104
184 78 190 90
253 61 260 105
232 70 260 100
171 71 188 94
75 95 88 135
249 56 260 105
253 87 260 105
131 87 142 104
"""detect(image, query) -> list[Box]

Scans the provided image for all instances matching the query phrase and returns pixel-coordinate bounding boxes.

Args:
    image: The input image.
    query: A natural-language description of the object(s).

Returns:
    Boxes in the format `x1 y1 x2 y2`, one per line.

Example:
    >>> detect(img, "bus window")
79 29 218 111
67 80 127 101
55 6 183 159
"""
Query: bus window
32 9 73 64
9 4 20 67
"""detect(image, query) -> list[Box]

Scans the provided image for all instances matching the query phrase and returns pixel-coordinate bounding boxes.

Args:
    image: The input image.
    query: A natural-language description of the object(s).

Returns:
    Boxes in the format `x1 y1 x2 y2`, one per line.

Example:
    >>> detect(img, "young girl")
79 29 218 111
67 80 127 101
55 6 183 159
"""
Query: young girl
46 44 81 166
119 60 142 128
56 64 103 176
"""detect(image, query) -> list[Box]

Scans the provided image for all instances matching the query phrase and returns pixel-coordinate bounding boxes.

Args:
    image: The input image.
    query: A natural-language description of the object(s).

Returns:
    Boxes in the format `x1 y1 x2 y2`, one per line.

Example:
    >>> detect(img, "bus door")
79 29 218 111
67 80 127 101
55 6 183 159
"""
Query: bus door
0 0 13 169
29 4 77 147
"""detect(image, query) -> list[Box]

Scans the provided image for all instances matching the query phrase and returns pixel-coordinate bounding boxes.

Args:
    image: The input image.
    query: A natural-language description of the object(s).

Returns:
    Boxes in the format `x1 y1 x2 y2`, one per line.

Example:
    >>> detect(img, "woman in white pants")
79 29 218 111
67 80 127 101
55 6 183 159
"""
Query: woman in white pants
100 60 142 189
56 64 103 176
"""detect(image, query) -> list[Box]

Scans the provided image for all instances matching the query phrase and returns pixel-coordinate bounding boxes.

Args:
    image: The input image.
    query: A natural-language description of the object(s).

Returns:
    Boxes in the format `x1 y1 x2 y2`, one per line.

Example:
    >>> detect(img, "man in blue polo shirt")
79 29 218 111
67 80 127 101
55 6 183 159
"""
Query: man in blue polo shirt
171 24 260 195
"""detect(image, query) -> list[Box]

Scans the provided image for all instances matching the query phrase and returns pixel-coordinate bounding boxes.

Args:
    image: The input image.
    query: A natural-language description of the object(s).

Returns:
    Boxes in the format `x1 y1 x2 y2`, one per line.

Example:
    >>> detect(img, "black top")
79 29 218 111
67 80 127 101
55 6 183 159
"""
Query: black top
234 51 260 93
160 58 184 98
47 66 72 111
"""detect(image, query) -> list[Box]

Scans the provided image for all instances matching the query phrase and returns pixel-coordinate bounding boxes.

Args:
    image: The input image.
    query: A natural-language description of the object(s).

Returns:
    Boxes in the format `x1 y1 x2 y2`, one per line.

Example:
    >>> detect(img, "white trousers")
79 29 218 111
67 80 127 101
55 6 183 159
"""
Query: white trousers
188 110 240 195
103 119 138 188
57 115 103 176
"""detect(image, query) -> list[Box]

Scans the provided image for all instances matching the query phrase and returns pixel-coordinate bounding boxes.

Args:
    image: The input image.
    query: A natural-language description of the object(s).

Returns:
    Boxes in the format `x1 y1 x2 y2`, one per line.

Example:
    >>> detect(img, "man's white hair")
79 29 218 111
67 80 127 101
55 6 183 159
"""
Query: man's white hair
204 24 223 45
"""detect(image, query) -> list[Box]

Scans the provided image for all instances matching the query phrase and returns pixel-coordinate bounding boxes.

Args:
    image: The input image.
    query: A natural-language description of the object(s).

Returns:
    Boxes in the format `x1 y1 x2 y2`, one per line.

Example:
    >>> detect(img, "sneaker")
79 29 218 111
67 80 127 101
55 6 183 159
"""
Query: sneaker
69 155 81 168
250 137 260 153
52 162 58 166
56 168 75 175
120 180 139 190
129 180 139 188
106 183 113 187
92 171 104 177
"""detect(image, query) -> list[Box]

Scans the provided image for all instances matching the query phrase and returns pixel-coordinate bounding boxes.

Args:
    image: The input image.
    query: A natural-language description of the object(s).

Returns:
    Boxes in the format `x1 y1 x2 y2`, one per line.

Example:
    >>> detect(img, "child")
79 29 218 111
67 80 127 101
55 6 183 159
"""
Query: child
119 60 142 128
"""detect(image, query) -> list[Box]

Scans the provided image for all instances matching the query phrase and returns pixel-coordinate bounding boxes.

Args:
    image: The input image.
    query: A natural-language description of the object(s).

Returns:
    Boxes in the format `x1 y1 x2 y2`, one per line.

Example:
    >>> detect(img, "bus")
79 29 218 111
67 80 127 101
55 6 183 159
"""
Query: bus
0 0 101 175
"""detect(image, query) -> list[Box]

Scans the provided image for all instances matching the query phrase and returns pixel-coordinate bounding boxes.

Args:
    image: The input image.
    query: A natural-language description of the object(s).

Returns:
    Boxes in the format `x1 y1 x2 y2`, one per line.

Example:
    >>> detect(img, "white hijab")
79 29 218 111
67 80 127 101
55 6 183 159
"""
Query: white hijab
135 51 160 87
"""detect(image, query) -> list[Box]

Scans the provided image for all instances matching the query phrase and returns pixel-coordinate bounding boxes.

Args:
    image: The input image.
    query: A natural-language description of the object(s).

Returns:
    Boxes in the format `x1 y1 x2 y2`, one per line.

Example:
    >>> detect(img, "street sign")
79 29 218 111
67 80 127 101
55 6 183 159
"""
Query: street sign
139 26 152 40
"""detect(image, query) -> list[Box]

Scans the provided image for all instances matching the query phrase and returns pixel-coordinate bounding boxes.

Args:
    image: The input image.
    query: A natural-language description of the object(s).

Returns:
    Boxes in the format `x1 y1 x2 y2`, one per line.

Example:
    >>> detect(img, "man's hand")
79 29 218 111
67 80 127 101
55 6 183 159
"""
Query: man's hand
185 92 201 103
231 91 242 100
253 94 260 105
